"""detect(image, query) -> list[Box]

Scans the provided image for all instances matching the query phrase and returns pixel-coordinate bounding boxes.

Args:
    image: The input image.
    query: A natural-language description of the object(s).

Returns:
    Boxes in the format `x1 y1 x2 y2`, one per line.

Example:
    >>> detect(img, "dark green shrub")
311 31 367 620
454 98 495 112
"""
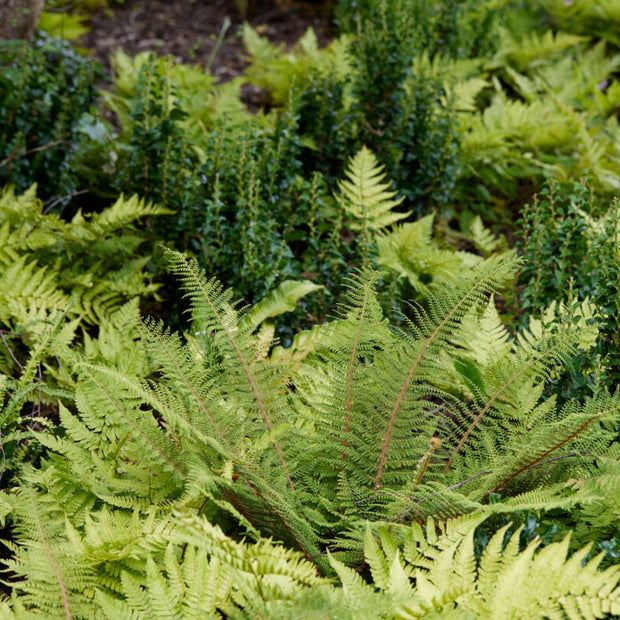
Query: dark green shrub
349 4 461 213
335 0 501 59
0 33 102 206
173 113 353 331
519 181 620 398
293 1 462 215
114 59 198 213
109 61 352 333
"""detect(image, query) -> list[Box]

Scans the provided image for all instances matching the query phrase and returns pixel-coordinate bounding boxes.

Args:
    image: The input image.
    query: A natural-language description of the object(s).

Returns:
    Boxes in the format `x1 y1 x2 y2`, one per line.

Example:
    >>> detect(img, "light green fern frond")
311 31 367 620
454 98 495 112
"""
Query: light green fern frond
164 248 297 489
94 545 230 619
84 194 171 238
544 0 620 46
338 146 409 233
363 514 620 619
3 487 99 619
494 27 587 72
376 214 505 297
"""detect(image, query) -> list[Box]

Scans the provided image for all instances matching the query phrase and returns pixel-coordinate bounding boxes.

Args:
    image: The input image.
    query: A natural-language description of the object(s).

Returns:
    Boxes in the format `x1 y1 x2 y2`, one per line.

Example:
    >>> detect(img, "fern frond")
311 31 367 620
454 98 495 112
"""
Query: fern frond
338 147 409 233
377 215 479 296
494 27 587 72
366 514 620 618
372 256 517 490
239 279 322 332
3 488 97 619
164 248 295 489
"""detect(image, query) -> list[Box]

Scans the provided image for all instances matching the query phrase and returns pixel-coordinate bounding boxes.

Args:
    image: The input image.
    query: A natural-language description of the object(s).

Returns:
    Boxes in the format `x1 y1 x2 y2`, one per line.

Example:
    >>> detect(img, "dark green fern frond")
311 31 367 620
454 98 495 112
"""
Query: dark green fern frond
352 256 517 494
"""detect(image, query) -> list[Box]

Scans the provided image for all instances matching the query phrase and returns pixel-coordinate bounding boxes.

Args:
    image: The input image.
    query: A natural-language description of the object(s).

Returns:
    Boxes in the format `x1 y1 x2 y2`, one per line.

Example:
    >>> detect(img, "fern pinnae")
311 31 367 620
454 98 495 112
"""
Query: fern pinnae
341 269 379 461
490 412 603 492
142 320 228 448
165 248 295 490
78 363 184 478
32 503 73 620
444 335 573 473
11 489 75 620
373 261 513 491
411 437 442 492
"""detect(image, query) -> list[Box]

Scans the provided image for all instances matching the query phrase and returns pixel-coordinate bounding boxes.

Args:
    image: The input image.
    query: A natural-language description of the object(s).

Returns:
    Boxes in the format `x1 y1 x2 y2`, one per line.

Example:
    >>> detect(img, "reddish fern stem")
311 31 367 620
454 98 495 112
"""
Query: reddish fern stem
444 341 565 474
374 280 483 491
491 414 601 491
31 496 72 620
195 267 295 490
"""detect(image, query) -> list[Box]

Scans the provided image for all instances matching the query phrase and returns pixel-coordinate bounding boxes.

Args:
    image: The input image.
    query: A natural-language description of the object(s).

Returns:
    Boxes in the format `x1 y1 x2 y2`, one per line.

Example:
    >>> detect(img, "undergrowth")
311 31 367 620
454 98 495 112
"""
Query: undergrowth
0 0 618 616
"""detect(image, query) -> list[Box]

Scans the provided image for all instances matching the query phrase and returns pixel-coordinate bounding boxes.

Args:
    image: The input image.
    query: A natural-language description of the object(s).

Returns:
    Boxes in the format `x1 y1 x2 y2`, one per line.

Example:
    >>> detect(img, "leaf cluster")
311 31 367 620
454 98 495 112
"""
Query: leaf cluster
519 181 620 396
0 33 102 206
0 251 618 616
0 185 166 471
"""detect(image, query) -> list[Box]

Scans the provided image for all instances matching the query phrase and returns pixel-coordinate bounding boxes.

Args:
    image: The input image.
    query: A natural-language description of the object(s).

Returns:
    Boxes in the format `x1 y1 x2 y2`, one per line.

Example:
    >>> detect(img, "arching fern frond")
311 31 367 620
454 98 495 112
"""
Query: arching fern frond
164 247 296 490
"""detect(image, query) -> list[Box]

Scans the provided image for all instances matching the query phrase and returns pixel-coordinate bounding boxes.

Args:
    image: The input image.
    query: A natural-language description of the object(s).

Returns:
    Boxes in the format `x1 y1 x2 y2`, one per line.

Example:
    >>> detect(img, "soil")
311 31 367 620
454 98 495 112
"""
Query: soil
80 0 334 83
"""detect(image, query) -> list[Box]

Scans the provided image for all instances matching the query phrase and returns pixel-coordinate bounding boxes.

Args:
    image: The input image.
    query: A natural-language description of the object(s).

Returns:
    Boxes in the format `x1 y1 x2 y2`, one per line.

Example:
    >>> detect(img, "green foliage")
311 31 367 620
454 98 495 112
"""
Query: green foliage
348 515 620 618
1 1 620 614
2 487 618 617
330 0 462 212
12 252 616 570
111 58 199 218
0 33 102 205
335 0 502 58
105 50 246 146
323 0 620 213
243 2 462 213
458 36 620 204
338 146 408 232
36 11 90 41
0 491 327 618
376 214 512 298
242 25 353 107
519 181 620 396
544 0 620 46
0 185 165 468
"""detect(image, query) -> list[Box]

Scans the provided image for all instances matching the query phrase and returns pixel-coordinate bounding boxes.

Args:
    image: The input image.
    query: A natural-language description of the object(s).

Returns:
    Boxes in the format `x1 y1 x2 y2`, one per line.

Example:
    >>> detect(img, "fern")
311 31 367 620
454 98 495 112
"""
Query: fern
544 0 620 46
358 514 620 618
338 146 409 235
27 253 619 542
1 250 618 614
242 25 353 107
0 185 166 471
493 27 587 72
104 50 246 145
1 495 327 619
375 214 514 297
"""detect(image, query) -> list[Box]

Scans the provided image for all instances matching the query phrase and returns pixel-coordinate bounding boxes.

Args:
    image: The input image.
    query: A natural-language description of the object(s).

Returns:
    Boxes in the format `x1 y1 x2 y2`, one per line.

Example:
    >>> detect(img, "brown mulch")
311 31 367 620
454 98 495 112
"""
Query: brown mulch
80 0 333 82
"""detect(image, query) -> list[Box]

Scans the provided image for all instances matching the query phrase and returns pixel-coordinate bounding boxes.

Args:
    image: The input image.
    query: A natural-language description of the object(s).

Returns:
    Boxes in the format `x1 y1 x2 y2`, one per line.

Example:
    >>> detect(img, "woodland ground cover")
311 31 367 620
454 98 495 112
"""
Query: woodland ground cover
0 0 619 617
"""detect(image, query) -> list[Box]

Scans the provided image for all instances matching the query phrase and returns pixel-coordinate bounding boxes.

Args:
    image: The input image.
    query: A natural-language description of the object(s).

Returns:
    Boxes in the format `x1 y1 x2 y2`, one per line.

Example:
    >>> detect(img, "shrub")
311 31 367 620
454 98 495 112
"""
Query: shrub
0 33 102 207
519 181 620 398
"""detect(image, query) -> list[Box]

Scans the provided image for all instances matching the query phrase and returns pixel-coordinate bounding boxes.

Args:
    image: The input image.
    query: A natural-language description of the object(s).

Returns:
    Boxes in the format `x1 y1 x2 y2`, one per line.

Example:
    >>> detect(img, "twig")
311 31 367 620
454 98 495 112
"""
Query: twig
43 189 88 215
0 140 66 169
491 448 593 492
390 470 492 522
0 331 23 371
491 415 602 492
204 17 231 75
